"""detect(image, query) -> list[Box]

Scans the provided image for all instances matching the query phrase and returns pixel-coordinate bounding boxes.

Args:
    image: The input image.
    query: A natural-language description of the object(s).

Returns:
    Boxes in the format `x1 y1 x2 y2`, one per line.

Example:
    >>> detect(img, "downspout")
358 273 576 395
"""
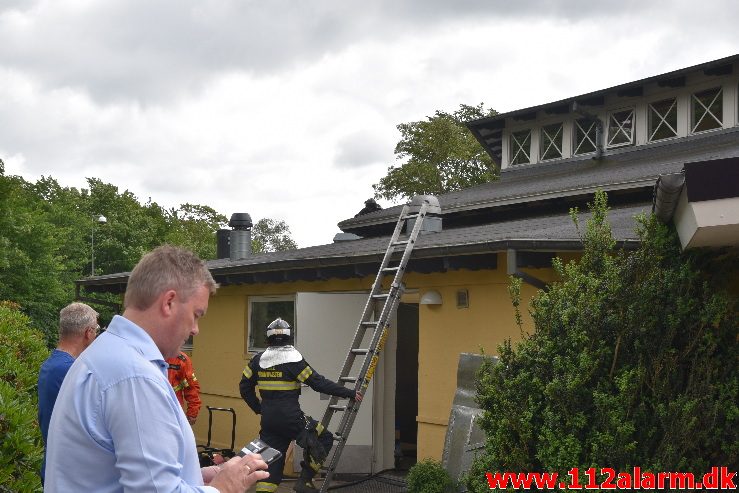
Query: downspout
507 249 548 290
572 101 604 161
652 172 686 223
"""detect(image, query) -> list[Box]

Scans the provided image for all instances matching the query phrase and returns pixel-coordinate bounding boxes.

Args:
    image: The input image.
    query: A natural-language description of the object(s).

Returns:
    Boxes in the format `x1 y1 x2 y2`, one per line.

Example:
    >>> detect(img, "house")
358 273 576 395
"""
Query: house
77 54 739 475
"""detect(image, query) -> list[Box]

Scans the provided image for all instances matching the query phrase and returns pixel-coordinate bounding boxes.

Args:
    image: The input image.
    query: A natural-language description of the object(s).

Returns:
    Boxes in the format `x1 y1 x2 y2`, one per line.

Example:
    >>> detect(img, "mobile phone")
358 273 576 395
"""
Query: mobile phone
238 438 283 465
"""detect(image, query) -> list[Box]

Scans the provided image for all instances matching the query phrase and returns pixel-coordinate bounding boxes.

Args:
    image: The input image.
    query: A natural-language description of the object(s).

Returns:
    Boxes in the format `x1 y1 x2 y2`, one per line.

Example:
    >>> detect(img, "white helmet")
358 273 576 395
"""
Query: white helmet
266 317 291 342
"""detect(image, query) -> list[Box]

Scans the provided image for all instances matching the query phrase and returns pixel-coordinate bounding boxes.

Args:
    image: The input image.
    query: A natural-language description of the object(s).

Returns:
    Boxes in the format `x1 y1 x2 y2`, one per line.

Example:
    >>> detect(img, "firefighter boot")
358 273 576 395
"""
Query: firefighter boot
293 462 319 493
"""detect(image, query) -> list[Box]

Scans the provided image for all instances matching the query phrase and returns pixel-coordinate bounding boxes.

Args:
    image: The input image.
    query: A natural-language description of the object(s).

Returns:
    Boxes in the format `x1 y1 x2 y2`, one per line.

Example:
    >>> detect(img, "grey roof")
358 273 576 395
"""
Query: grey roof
339 126 739 232
78 202 647 292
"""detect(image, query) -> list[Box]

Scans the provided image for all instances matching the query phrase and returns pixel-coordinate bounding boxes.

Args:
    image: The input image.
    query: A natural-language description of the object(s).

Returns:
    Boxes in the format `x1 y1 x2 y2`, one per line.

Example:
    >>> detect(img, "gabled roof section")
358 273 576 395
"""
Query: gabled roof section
466 54 739 165
338 126 739 236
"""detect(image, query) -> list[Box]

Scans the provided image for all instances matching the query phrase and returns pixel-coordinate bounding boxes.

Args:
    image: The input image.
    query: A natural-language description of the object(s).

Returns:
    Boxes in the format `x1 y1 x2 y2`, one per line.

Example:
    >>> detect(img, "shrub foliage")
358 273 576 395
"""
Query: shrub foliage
407 458 454 493
0 302 49 492
466 191 738 492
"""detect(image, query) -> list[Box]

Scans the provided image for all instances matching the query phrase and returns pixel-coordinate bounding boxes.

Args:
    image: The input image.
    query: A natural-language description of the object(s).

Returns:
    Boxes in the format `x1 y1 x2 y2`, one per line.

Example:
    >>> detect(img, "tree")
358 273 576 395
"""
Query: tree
252 218 298 253
466 191 738 492
373 103 498 202
165 203 227 260
0 301 48 492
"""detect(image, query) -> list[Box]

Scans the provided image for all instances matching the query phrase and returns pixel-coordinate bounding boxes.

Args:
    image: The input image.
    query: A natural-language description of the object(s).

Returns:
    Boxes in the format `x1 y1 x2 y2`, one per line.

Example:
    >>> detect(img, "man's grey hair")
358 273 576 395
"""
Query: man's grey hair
59 302 99 338
124 245 218 311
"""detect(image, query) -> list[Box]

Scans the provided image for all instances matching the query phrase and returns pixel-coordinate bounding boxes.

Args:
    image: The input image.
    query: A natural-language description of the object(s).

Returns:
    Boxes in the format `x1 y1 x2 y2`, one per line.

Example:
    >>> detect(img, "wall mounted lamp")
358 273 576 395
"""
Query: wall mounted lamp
419 289 442 305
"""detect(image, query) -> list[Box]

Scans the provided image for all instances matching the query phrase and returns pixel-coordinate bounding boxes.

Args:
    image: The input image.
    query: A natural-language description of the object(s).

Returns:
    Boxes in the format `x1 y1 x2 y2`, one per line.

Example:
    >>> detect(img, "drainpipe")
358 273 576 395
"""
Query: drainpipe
652 172 686 223
507 249 548 290
572 101 604 161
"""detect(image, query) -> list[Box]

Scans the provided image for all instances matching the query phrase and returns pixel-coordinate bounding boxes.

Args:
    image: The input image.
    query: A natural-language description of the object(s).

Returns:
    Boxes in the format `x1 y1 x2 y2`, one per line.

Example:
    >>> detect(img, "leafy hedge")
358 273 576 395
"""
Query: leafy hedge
466 191 738 492
0 301 48 492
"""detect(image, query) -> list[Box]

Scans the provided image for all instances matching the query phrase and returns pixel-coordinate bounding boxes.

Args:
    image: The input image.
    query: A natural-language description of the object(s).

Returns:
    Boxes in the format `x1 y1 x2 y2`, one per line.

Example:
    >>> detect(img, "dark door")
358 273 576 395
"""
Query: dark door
394 302 419 469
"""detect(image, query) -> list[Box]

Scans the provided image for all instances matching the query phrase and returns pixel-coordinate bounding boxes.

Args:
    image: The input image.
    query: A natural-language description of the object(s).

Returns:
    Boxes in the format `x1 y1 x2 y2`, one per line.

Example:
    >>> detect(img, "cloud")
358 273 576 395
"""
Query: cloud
1 1 738 247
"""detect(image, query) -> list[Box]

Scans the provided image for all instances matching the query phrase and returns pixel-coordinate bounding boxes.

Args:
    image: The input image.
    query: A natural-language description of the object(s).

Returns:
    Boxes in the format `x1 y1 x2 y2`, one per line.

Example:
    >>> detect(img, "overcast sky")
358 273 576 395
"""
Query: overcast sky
2 1 737 247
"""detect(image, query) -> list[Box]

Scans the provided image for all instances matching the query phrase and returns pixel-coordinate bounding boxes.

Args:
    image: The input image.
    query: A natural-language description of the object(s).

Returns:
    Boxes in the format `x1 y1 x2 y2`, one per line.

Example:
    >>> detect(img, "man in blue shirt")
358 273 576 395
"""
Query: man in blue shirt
45 245 269 492
37 301 99 482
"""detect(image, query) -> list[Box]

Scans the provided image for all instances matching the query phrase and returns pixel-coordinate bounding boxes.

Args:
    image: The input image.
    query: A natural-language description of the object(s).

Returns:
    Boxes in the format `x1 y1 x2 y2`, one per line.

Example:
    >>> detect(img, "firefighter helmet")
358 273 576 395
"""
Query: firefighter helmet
266 317 292 345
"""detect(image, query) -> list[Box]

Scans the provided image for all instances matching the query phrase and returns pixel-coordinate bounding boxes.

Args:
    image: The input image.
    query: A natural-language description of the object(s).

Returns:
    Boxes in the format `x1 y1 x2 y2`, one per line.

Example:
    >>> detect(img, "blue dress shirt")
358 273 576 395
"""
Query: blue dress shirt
38 349 75 481
45 315 217 492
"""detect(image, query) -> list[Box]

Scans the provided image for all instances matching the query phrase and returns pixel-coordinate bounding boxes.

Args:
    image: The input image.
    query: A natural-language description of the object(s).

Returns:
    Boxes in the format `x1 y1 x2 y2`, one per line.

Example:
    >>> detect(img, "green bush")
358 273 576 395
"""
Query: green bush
466 191 738 492
407 459 454 493
0 301 49 492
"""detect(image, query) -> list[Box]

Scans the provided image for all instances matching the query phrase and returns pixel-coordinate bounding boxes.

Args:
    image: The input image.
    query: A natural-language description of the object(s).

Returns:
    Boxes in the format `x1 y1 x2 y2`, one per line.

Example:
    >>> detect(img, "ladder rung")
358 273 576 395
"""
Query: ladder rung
329 405 347 411
372 293 390 299
339 376 357 383
392 240 410 246
382 266 400 272
361 321 378 326
402 213 420 219
351 348 369 355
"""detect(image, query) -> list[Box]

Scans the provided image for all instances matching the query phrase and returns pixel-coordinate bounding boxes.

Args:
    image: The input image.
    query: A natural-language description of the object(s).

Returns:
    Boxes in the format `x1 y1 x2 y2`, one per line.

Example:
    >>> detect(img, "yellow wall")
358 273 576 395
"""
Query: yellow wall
192 277 375 452
191 252 563 463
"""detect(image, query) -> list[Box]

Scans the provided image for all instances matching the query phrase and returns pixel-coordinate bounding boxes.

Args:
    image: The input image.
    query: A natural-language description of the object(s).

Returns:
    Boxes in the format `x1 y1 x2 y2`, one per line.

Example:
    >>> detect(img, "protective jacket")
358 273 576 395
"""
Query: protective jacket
239 346 354 492
167 352 201 420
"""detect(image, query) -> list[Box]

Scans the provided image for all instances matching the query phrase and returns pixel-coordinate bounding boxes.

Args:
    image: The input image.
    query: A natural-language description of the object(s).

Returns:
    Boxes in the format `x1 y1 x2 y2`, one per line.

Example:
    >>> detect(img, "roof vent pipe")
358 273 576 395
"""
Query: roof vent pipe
228 213 253 260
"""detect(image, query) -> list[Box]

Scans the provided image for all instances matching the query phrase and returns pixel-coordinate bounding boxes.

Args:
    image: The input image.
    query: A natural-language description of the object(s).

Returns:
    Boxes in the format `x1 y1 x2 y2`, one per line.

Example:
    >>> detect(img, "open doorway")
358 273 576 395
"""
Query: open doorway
394 302 418 470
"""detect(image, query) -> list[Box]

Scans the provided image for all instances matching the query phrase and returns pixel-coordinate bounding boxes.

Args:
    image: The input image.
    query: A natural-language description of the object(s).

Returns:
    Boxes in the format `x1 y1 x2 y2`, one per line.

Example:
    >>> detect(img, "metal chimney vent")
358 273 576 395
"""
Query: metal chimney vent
228 213 253 260
405 195 442 234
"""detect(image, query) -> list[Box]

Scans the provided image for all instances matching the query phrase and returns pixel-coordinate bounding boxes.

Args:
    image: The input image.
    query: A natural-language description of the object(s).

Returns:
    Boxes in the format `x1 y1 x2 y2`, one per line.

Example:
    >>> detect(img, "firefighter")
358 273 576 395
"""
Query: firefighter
167 351 202 425
240 318 363 493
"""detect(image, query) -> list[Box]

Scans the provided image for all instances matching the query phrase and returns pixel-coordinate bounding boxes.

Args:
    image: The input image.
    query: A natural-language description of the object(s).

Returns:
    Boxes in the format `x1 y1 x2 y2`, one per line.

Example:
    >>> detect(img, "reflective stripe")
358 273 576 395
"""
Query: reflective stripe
256 481 278 492
258 380 301 391
316 422 325 435
296 366 313 383
243 366 253 378
172 380 188 392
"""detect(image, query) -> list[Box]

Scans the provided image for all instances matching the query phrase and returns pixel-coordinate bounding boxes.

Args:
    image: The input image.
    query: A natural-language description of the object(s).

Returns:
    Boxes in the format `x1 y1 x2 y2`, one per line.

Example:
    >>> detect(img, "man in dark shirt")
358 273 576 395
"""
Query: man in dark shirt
240 318 362 493
37 302 99 482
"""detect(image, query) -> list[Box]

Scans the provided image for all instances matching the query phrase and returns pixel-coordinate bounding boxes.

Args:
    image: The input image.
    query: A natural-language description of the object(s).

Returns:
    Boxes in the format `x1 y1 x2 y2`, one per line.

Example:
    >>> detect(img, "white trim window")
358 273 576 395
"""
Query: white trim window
648 98 678 142
540 123 563 161
607 108 634 148
573 118 597 155
509 129 531 165
247 295 295 352
691 86 723 133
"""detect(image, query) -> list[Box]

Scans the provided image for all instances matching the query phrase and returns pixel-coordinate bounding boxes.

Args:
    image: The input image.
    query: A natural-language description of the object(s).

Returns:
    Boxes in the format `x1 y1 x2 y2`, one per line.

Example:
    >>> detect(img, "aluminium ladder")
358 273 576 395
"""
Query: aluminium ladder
318 196 438 492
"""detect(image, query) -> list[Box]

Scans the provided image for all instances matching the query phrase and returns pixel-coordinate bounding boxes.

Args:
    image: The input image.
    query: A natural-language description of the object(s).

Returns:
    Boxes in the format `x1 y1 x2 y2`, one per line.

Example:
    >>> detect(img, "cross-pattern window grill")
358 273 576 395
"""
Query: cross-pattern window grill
509 129 531 165
607 108 634 148
573 118 597 155
540 123 563 161
648 98 678 142
691 87 723 133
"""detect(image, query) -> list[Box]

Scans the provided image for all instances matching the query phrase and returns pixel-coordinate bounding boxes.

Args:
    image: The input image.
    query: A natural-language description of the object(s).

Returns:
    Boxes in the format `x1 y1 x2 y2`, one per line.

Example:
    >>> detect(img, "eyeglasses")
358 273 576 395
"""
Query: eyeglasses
88 324 101 335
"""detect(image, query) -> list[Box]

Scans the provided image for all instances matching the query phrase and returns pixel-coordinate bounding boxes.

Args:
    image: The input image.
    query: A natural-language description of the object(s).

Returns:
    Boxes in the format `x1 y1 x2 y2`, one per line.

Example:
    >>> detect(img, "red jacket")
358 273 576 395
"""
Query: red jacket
166 352 201 420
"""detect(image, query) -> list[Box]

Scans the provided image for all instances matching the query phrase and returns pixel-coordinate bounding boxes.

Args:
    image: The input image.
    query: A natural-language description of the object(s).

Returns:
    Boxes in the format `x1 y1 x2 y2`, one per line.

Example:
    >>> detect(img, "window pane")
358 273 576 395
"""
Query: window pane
509 130 531 165
249 299 295 351
648 98 678 142
574 118 597 155
540 123 563 161
607 109 634 147
692 87 723 133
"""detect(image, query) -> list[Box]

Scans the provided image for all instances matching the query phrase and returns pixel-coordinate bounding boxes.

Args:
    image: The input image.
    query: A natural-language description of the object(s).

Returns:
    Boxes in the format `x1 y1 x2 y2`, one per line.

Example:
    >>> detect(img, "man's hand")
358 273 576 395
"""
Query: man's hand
187 416 197 425
206 454 269 492
354 391 363 402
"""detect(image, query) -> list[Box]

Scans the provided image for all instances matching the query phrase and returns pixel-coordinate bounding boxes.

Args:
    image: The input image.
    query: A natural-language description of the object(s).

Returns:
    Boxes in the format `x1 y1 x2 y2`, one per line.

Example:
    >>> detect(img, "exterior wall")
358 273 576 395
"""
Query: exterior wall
408 258 562 460
191 253 567 464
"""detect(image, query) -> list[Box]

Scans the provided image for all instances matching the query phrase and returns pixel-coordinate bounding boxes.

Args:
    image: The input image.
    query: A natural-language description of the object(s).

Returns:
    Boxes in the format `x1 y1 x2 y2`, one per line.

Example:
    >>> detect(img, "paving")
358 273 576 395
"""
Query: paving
247 470 408 493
